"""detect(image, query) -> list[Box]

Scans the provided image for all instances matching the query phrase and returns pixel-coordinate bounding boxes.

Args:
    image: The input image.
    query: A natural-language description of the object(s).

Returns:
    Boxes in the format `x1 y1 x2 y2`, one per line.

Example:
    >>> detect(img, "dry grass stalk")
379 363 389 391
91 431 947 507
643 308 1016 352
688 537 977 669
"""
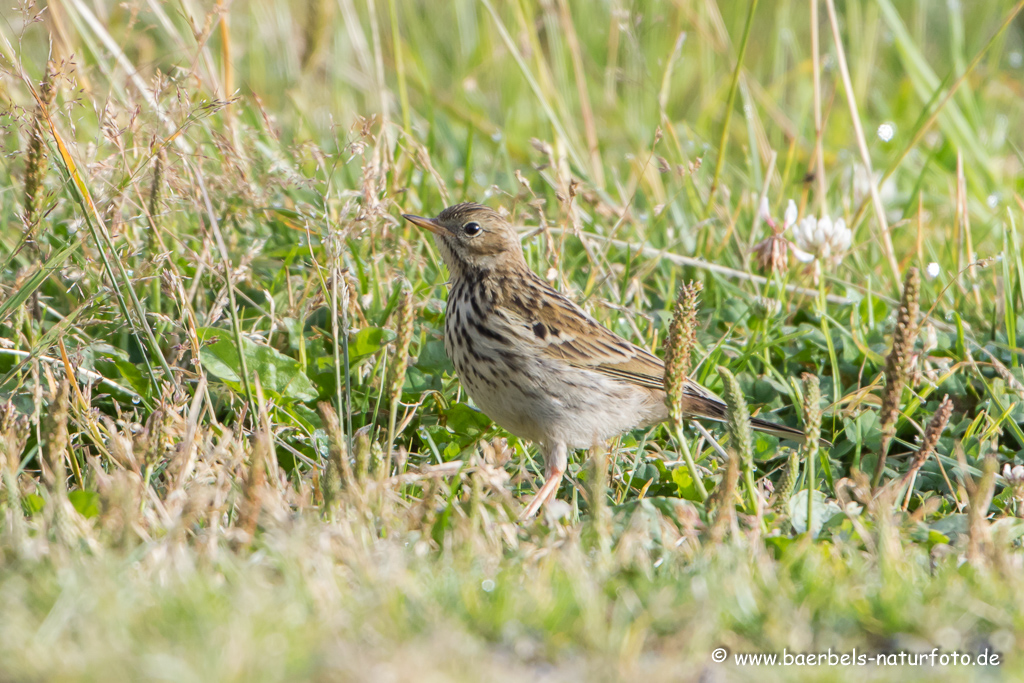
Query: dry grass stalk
237 431 267 546
0 402 29 554
41 376 83 548
709 450 740 544
354 428 371 484
23 61 58 228
873 267 920 489
589 443 611 555
301 0 330 71
718 366 756 512
801 373 822 529
385 285 414 474
318 401 351 511
966 455 998 567
773 448 801 511
663 280 708 501
663 280 702 425
147 142 166 231
42 378 70 492
898 395 953 509
237 378 274 544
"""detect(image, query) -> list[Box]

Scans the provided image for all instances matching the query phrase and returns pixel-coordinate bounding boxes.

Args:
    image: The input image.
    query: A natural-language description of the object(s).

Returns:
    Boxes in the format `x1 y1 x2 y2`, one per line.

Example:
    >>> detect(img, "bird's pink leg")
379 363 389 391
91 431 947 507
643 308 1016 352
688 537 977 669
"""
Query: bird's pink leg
520 441 568 520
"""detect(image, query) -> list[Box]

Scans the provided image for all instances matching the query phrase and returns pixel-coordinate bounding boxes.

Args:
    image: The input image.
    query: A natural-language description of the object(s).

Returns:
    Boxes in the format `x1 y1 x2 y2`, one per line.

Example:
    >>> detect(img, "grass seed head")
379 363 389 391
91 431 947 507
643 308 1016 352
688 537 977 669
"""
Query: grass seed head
773 448 801 511
913 395 952 471
387 285 415 404
42 378 70 492
710 450 740 544
801 373 822 458
664 280 702 425
148 142 166 230
23 61 58 227
967 455 998 566
717 366 753 468
874 267 921 487
317 402 351 509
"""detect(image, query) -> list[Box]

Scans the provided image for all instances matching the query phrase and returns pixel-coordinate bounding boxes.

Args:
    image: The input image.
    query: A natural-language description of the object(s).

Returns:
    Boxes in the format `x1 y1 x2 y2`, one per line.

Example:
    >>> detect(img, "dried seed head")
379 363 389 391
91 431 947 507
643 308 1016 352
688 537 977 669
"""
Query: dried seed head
893 395 953 508
801 373 822 459
753 234 789 274
148 141 166 229
967 455 998 566
23 61 59 227
354 427 372 483
42 378 70 491
387 285 415 404
710 450 740 544
874 267 921 487
717 366 753 468
773 448 801 510
317 401 351 508
237 424 268 544
664 280 702 425
914 396 952 470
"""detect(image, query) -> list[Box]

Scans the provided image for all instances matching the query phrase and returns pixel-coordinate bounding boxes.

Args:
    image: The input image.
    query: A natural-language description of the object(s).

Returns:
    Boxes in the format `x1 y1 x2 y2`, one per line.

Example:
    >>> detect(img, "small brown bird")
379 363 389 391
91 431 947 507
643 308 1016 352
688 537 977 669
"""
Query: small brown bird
404 203 812 519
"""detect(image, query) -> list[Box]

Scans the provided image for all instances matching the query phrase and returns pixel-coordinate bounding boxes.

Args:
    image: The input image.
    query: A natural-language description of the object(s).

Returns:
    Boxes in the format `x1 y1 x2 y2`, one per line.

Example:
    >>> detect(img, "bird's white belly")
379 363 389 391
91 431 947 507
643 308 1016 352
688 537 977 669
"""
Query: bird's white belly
454 351 666 449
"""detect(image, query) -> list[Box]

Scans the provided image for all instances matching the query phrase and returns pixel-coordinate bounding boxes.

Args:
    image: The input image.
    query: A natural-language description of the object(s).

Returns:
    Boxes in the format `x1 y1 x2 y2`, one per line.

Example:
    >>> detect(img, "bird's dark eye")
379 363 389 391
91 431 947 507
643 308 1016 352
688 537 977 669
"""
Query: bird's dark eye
463 222 481 236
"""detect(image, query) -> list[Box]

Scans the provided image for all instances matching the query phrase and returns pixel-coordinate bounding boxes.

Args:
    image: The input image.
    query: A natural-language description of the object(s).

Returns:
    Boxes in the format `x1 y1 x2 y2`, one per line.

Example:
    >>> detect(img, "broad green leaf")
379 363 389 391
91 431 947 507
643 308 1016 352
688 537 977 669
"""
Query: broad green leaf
349 327 396 362
928 514 969 543
113 359 151 400
789 490 842 538
444 403 491 439
671 467 706 503
23 494 45 515
199 331 317 402
68 490 100 519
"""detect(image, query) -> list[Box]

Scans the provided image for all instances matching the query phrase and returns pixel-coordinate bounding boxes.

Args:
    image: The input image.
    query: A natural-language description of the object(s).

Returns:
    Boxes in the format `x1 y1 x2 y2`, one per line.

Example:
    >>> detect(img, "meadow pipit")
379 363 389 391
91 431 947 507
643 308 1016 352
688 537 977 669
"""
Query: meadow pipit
404 203 812 519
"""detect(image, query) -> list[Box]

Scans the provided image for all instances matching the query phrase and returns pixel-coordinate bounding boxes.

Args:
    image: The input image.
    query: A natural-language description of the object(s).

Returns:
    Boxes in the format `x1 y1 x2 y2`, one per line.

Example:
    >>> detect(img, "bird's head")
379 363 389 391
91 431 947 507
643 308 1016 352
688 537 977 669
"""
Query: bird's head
402 203 525 278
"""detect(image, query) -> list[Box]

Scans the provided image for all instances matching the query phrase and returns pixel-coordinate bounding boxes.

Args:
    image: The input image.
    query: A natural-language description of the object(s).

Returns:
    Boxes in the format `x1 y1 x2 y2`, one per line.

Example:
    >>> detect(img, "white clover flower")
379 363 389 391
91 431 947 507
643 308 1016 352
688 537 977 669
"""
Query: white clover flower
758 196 772 224
783 199 798 231
1003 463 1024 486
926 262 940 280
790 214 852 268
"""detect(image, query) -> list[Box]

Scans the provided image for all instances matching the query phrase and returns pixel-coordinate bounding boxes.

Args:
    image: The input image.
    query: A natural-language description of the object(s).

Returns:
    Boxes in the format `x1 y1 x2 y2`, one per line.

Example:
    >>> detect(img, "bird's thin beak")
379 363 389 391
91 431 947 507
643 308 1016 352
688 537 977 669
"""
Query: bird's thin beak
402 214 445 236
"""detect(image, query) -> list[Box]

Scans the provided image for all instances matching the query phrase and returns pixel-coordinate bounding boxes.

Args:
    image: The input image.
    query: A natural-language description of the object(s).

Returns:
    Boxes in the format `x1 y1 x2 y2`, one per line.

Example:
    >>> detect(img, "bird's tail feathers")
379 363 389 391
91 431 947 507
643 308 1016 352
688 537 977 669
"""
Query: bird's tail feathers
749 416 832 448
681 395 832 448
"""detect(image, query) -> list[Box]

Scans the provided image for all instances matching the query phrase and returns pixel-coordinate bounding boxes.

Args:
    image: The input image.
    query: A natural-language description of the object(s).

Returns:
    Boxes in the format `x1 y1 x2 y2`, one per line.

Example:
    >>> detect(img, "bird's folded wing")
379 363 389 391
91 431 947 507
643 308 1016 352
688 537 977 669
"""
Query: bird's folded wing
502 286 667 390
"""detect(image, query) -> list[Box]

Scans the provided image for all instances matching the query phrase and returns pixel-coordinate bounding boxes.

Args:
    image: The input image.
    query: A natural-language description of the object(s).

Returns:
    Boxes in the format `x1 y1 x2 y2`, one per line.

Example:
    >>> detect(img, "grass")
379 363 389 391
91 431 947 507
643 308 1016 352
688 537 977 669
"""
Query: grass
2 0 1024 680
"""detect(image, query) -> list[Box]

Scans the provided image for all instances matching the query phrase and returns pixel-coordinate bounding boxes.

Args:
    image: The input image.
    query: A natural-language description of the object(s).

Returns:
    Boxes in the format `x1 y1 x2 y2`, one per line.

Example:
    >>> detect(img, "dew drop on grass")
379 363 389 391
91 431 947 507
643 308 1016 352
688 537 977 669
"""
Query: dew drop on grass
1010 52 1023 68
877 122 895 142
481 579 495 592
987 193 999 209
131 395 141 405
